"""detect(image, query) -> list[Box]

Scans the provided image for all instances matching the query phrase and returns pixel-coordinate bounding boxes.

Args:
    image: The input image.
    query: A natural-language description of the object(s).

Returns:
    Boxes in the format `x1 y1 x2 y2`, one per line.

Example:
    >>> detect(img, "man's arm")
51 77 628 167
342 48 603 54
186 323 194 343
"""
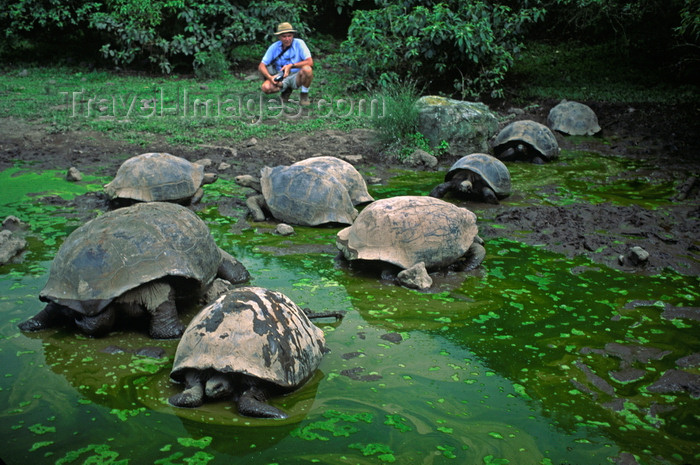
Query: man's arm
278 57 313 78
258 61 276 81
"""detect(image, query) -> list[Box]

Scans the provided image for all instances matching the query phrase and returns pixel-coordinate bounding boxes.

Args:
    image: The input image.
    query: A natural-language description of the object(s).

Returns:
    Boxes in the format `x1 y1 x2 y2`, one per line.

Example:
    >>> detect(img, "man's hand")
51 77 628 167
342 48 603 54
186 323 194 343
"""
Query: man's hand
280 64 293 78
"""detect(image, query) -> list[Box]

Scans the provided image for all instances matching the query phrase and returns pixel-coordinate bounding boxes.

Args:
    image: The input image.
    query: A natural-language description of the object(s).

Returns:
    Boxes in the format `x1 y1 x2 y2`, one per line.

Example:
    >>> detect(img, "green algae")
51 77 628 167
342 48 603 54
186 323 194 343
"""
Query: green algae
1 161 699 465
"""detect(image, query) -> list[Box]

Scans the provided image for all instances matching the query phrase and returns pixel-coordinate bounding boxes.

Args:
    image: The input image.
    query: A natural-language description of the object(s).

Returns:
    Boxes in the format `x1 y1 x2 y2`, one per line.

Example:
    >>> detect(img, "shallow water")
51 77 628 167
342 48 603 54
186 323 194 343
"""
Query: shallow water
1 151 698 465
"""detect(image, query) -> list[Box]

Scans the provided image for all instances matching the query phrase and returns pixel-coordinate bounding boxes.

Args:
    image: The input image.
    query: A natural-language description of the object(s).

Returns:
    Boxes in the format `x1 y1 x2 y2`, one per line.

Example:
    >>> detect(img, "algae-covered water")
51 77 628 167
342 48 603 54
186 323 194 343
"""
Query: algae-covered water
1 151 698 465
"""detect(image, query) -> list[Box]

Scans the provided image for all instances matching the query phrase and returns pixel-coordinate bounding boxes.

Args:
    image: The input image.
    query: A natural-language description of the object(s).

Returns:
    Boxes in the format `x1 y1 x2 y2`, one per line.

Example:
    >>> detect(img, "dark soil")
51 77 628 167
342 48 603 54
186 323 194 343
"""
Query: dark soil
1 97 698 276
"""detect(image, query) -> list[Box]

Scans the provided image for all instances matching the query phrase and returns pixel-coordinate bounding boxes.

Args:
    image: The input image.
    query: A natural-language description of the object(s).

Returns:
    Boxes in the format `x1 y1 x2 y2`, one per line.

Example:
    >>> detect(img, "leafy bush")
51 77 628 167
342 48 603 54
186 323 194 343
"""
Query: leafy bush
340 0 545 98
0 0 310 73
193 49 229 80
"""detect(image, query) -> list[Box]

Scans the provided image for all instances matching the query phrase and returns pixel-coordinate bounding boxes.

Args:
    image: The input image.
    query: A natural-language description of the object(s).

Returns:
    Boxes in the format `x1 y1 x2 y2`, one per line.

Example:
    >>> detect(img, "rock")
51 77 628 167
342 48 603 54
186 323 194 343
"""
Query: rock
2 216 27 232
397 262 432 290
194 158 213 168
415 96 499 156
646 369 700 398
275 223 295 236
366 176 382 185
404 149 438 168
218 162 231 171
66 167 83 182
676 353 700 368
618 246 649 267
340 155 363 164
380 332 403 344
134 346 167 359
0 229 27 265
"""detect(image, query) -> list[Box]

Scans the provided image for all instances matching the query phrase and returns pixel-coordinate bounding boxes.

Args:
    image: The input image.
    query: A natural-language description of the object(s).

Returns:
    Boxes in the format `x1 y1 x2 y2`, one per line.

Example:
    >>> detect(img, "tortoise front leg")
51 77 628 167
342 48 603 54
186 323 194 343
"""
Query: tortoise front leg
481 186 499 204
149 298 183 339
429 182 451 198
169 370 205 408
246 195 267 222
238 386 287 419
461 240 486 271
74 306 117 337
18 302 65 332
217 248 251 285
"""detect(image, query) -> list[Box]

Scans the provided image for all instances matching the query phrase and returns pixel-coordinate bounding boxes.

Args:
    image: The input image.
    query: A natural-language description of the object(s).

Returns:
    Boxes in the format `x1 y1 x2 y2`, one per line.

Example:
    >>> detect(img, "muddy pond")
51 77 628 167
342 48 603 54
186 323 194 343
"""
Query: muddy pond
1 133 699 465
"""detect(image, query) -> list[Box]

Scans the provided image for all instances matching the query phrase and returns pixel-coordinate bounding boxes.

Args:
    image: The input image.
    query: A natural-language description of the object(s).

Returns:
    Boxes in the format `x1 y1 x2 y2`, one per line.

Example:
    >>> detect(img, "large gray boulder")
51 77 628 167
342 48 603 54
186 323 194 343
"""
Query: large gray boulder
416 96 499 156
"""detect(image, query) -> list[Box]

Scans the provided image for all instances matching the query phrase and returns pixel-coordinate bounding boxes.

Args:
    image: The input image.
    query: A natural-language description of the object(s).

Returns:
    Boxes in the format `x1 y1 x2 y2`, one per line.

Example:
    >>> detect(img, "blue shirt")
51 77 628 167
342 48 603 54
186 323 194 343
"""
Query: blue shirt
261 38 311 74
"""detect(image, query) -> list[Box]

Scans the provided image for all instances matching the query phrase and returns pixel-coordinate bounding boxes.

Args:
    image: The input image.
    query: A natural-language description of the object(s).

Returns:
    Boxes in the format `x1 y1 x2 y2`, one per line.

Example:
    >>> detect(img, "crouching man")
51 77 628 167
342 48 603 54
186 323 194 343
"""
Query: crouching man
259 22 314 106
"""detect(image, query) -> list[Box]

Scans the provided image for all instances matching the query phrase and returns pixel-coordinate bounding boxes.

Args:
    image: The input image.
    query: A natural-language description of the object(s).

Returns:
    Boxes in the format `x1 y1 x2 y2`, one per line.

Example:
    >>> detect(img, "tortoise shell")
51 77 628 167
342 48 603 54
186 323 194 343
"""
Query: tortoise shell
39 202 223 316
170 286 326 389
547 100 601 136
336 196 478 270
104 152 205 202
260 164 358 226
493 120 560 161
293 156 374 205
446 153 511 198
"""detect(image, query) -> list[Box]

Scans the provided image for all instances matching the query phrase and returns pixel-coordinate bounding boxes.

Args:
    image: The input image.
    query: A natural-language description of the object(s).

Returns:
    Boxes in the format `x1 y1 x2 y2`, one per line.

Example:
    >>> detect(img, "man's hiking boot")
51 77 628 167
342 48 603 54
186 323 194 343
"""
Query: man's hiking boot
299 92 310 107
280 88 292 103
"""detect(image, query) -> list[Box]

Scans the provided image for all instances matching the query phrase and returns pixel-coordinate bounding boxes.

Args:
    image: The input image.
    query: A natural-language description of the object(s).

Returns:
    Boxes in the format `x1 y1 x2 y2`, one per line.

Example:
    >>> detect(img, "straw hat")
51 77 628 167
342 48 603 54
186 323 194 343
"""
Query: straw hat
274 22 297 35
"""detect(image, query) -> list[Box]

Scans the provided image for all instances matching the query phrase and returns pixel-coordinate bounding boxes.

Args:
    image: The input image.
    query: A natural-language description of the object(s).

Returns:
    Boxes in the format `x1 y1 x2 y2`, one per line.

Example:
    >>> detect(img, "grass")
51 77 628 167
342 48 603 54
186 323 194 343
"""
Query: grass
1 39 698 150
0 62 377 148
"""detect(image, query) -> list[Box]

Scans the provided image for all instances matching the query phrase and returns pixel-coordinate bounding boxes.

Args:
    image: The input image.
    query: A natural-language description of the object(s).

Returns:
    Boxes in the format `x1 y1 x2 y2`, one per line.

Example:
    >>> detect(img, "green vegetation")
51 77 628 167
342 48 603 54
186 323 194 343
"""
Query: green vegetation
0 64 376 146
340 0 545 98
1 1 697 98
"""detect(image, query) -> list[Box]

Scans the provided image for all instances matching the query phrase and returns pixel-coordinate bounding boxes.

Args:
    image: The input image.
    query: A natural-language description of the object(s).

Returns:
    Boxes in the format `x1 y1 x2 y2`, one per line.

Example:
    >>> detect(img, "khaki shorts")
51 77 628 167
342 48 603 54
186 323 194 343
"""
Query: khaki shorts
280 71 300 91
264 65 300 92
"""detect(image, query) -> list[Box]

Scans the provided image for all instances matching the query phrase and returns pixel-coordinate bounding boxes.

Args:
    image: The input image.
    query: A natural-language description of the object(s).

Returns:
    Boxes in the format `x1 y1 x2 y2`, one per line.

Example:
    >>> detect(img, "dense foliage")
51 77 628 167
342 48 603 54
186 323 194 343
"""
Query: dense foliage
0 0 309 74
340 0 545 97
1 0 698 94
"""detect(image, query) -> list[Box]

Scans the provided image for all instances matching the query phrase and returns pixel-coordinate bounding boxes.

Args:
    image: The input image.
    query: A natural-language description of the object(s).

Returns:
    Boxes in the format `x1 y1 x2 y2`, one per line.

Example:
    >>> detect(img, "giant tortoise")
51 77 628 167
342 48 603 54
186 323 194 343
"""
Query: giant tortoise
292 156 374 206
169 286 342 419
104 152 217 205
18 202 249 338
493 120 560 164
547 100 601 136
336 196 485 272
430 153 511 204
235 164 358 226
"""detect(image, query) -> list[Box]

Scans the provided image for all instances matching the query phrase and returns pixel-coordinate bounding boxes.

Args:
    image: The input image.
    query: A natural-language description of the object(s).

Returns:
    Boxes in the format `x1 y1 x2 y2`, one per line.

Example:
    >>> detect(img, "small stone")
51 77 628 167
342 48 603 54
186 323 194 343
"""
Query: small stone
218 162 231 171
194 158 212 168
0 229 27 265
340 155 363 164
405 149 438 168
275 223 295 236
2 216 27 232
135 346 167 359
66 167 83 182
397 262 432 290
619 246 649 266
